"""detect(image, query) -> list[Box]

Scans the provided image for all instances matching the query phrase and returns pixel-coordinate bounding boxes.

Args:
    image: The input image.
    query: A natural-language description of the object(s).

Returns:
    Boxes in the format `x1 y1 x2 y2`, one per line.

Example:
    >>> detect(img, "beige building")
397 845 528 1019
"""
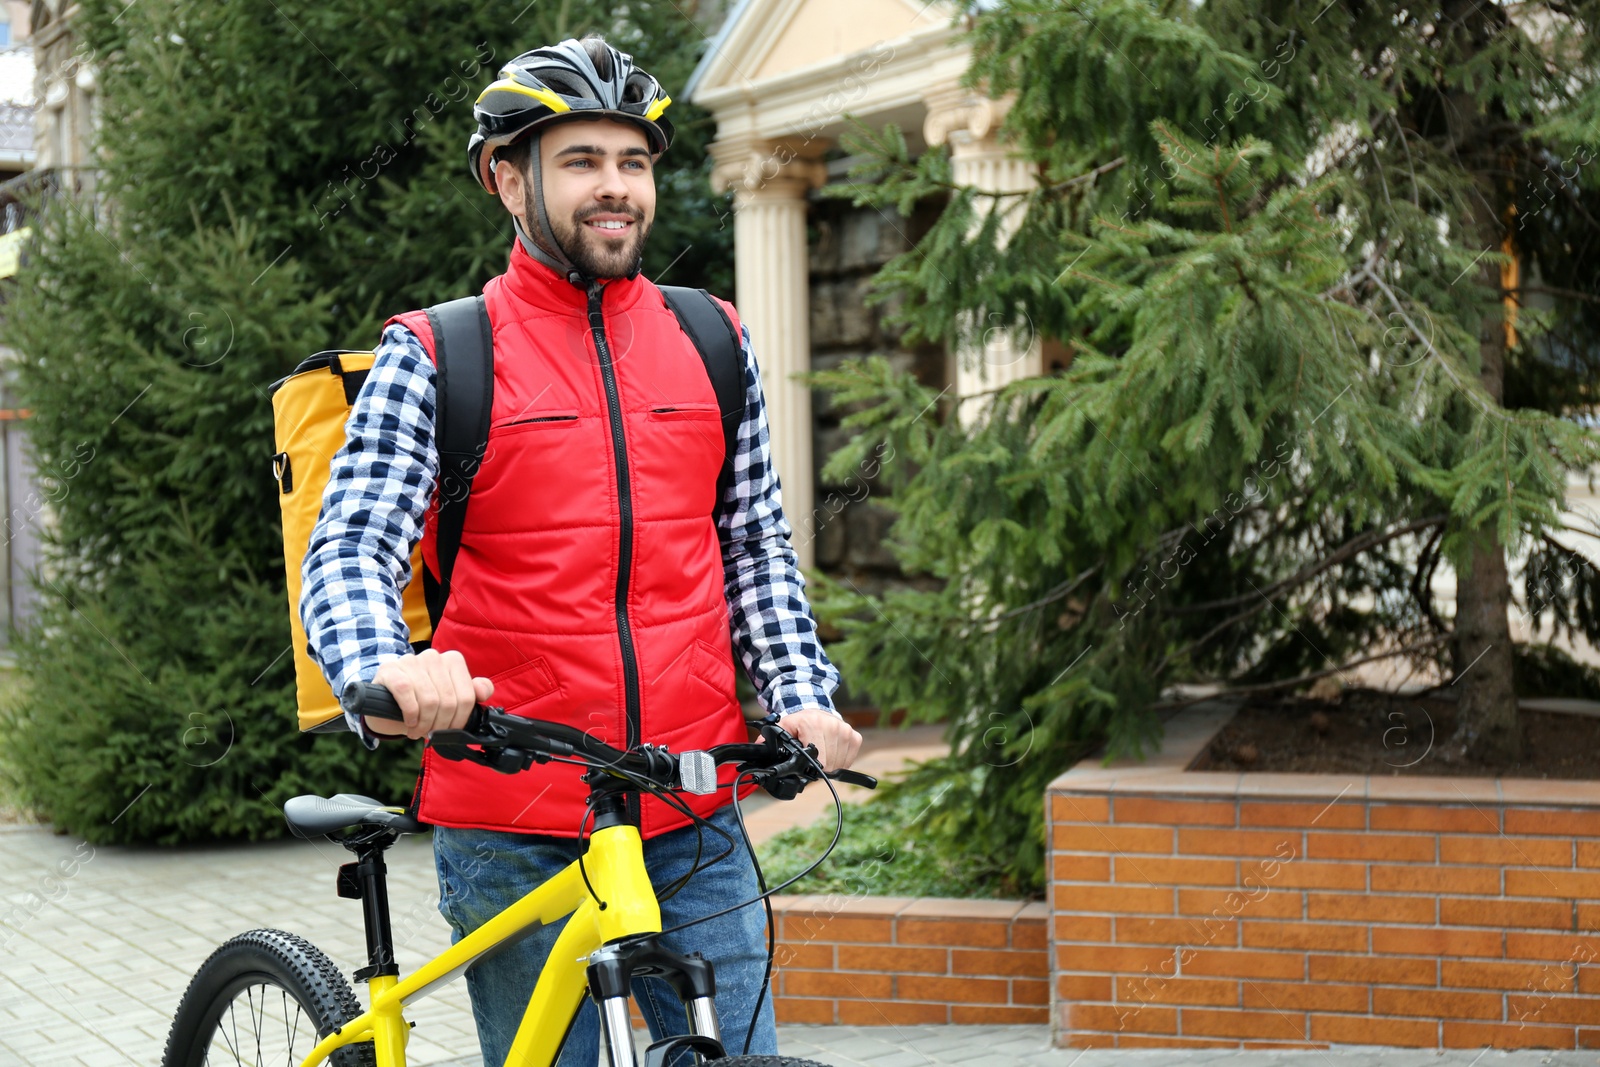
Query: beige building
686 0 1050 574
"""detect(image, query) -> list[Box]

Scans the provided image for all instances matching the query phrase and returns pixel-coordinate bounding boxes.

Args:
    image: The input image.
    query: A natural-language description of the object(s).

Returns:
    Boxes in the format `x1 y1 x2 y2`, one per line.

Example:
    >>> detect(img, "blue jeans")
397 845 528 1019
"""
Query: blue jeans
432 803 778 1067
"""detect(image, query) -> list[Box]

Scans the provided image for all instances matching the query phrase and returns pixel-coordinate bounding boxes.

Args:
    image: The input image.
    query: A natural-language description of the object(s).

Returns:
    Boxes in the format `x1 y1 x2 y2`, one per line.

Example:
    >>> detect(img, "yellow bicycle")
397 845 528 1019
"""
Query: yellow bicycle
160 682 874 1067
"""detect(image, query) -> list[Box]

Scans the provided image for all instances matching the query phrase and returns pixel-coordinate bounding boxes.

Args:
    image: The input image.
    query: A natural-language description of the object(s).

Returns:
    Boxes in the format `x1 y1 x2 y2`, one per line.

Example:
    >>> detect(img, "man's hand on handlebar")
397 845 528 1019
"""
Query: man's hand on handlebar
775 708 862 773
367 649 493 741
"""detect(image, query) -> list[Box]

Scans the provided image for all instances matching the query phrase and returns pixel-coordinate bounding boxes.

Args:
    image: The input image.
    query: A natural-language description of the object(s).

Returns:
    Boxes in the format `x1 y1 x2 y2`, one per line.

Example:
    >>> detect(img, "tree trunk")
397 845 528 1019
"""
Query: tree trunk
1448 141 1522 763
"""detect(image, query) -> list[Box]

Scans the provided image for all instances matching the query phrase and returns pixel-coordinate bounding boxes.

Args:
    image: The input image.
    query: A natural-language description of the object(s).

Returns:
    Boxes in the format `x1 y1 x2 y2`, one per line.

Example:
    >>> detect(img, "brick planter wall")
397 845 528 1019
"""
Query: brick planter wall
768 894 1050 1025
1049 702 1600 1051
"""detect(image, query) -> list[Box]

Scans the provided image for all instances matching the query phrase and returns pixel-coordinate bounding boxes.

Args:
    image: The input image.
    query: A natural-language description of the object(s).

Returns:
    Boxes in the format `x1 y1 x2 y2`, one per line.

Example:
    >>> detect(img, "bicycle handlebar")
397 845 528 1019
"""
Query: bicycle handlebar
340 681 877 798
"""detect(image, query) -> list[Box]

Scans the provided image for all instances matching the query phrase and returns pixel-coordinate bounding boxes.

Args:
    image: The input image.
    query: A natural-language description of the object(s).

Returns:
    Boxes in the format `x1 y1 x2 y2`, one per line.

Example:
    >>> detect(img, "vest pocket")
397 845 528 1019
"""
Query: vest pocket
488 655 561 712
648 403 719 422
491 409 582 435
686 638 735 703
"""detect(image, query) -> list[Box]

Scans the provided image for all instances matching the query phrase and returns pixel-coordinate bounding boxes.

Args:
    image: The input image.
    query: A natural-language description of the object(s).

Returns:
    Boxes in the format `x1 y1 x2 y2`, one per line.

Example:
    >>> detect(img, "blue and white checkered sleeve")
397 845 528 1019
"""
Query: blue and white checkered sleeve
300 324 439 748
716 323 842 720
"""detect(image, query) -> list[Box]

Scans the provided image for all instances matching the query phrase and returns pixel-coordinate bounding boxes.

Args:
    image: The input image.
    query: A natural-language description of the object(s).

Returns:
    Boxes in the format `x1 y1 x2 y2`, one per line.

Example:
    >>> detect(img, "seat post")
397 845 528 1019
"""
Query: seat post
338 830 400 981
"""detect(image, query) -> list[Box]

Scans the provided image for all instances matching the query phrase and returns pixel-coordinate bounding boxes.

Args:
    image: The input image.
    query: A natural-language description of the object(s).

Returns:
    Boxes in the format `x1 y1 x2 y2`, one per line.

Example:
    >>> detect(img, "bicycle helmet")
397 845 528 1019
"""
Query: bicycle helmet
469 37 674 285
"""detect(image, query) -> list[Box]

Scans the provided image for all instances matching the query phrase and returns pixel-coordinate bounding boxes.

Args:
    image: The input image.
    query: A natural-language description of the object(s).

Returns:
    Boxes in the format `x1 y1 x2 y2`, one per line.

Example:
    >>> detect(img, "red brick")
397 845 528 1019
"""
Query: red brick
1242 980 1366 1012
1445 959 1573 991
896 919 1008 948
1054 914 1113 941
1012 977 1048 1005
1116 916 1238 947
1579 964 1600 992
897 974 1009 1004
1443 1021 1577 1049
781 915 891 943
836 945 948 974
1441 897 1570 929
1506 993 1600 1025
1115 975 1238 1007
1507 932 1600 963
785 970 890 998
1183 949 1305 980
773 942 834 969
1372 926 1502 958
1240 801 1363 829
951 1004 1049 1024
1505 808 1600 837
1052 794 1111 822
1241 921 1366 952
1054 824 1174 853
1371 864 1500 894
1054 854 1111 882
1057 944 1177 973
773 997 835 1024
950 948 1046 978
1114 856 1239 887
1507 869 1600 899
1057 974 1113 1001
1061 1031 1116 1047
1260 861 1367 890
1012 918 1047 950
1576 841 1600 867
1178 829 1301 857
1180 1008 1307 1040
1070 1002 1177 1034
1305 832 1435 862
1179 888 1302 919
1115 797 1235 826
1311 1014 1435 1046
1056 885 1173 915
1442 834 1571 866
1306 892 1434 924
837 1000 947 1025
1309 954 1435 985
1374 987 1501 1020
1369 804 1498 833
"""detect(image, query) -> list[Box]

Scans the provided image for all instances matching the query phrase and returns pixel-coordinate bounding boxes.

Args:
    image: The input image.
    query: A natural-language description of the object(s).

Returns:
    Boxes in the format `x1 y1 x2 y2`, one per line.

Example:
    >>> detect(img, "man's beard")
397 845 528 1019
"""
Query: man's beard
529 188 651 279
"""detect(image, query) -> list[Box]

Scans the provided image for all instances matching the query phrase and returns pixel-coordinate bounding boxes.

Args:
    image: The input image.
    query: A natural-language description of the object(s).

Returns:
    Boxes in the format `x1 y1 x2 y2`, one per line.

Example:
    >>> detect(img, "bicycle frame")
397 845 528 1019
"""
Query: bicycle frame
300 821 663 1067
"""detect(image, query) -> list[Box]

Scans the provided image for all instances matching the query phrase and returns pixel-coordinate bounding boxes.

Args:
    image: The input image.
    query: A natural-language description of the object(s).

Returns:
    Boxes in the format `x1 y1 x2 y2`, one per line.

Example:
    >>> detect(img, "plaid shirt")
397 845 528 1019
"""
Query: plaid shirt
301 317 841 747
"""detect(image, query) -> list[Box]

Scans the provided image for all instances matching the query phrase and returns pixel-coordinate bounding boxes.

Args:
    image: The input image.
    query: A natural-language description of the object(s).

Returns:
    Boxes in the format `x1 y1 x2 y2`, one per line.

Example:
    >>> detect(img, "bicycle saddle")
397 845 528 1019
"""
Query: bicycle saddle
283 794 424 838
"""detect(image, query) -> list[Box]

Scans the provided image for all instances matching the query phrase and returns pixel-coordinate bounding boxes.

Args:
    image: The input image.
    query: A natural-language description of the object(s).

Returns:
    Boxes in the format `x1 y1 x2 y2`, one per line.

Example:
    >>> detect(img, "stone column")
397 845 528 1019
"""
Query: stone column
712 138 828 571
924 87 1040 427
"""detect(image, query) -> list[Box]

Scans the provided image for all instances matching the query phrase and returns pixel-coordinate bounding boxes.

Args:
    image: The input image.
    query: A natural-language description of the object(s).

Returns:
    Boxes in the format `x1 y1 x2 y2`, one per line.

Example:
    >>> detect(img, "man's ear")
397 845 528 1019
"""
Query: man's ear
494 159 525 217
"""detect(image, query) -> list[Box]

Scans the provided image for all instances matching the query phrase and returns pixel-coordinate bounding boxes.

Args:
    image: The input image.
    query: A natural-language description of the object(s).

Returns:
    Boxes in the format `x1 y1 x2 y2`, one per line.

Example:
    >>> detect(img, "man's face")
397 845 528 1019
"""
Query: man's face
498 118 657 279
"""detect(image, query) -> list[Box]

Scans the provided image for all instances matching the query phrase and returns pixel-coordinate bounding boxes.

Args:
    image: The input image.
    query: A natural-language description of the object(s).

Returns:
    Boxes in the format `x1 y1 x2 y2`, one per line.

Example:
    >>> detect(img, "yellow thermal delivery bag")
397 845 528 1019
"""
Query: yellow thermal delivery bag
270 350 432 732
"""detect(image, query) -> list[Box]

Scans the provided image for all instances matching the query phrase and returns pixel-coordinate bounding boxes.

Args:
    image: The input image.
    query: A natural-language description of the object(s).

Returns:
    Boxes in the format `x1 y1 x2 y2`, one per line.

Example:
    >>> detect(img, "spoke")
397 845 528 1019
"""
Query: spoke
248 985 266 1067
226 997 243 1063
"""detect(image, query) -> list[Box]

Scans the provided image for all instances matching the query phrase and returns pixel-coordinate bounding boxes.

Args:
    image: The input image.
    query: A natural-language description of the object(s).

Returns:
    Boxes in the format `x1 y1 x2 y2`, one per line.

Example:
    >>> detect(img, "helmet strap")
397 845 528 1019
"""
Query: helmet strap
515 130 591 288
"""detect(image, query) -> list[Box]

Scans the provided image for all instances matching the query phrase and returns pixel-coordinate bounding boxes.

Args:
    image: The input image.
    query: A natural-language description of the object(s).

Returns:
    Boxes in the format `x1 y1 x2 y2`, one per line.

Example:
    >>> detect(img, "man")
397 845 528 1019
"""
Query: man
300 35 861 1067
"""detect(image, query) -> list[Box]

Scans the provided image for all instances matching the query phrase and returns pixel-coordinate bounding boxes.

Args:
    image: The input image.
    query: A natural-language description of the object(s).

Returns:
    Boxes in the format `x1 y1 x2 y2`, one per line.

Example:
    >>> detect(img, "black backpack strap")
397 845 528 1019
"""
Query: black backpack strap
421 295 494 631
659 286 744 514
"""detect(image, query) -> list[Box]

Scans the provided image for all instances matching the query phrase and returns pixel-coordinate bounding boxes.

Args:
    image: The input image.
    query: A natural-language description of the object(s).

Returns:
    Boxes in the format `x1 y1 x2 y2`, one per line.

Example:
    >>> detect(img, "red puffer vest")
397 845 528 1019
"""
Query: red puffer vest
386 240 749 838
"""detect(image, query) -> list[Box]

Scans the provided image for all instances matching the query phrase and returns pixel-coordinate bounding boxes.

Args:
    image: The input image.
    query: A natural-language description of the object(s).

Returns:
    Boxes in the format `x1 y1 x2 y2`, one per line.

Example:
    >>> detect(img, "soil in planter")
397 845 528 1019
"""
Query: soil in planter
1189 689 1600 778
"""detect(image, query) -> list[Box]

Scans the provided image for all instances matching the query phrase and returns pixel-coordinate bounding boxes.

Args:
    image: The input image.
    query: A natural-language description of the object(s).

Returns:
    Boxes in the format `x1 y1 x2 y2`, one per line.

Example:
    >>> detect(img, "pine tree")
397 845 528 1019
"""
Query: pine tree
811 0 1600 889
0 0 729 843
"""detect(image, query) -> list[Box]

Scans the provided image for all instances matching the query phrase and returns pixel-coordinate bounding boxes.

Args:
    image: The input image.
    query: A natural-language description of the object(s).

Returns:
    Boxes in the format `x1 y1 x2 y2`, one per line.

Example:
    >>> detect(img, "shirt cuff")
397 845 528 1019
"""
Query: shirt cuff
333 649 410 750
766 681 841 720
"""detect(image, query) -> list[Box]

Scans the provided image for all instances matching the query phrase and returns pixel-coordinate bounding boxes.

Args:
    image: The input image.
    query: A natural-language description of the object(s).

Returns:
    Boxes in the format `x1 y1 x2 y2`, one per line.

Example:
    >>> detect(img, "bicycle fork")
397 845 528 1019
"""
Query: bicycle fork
588 939 725 1067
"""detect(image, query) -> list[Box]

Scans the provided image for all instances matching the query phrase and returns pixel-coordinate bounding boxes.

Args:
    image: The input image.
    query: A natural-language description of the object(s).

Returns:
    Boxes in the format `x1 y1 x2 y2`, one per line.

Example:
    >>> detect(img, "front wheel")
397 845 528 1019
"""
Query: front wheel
162 928 375 1067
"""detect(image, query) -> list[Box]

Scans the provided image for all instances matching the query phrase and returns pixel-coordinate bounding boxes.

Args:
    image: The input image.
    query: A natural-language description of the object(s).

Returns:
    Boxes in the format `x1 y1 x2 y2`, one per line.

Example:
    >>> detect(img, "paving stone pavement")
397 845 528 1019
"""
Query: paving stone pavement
7 821 1600 1067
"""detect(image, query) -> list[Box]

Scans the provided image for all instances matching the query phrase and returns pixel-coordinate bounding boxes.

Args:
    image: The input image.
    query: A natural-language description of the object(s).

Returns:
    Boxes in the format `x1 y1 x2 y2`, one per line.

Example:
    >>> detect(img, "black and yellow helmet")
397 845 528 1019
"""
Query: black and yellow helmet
469 37 674 195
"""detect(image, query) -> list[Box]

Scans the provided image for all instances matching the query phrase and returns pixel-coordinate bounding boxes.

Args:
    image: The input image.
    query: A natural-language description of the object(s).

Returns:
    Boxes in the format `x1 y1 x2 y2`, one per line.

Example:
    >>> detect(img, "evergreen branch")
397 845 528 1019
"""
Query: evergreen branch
1151 636 1453 709
1170 515 1447 617
989 564 1103 623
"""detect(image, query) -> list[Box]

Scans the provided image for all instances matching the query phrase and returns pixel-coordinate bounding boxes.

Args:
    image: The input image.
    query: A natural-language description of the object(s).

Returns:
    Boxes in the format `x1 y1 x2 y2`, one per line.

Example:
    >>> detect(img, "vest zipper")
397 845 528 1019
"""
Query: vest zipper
588 283 642 814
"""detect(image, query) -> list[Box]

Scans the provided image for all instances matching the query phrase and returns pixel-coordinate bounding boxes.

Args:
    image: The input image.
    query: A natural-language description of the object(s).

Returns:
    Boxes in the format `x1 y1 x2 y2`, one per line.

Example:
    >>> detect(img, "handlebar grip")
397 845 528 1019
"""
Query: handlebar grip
830 769 878 790
341 680 406 722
